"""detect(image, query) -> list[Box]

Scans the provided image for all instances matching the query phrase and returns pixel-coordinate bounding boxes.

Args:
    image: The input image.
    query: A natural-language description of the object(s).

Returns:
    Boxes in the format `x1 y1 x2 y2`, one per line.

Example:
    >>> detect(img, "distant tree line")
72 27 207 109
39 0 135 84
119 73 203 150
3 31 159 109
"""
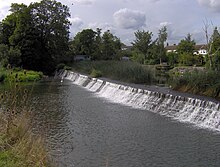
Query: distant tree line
1 0 220 74
69 28 122 60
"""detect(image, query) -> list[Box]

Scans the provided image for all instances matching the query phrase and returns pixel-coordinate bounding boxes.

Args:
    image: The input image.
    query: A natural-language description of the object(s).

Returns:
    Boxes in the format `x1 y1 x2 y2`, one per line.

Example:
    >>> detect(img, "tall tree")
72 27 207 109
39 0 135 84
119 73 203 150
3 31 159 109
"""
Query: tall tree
132 30 153 62
0 0 71 73
72 29 96 56
30 0 71 68
157 26 167 64
210 27 220 70
177 34 196 65
177 33 195 54
101 30 121 60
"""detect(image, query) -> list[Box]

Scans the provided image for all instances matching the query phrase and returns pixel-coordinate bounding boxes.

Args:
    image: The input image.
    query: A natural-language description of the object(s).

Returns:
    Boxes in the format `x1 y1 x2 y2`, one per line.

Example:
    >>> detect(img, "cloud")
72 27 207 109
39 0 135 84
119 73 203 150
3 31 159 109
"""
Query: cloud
74 0 95 5
88 22 116 33
197 0 220 12
113 8 146 30
69 16 84 28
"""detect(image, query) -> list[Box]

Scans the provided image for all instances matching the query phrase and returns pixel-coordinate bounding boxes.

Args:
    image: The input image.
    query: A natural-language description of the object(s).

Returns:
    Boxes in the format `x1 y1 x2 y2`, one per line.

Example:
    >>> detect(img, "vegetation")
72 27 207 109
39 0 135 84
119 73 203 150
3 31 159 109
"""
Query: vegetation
0 0 71 74
0 74 50 167
0 68 43 83
170 70 220 98
72 61 155 84
69 29 122 60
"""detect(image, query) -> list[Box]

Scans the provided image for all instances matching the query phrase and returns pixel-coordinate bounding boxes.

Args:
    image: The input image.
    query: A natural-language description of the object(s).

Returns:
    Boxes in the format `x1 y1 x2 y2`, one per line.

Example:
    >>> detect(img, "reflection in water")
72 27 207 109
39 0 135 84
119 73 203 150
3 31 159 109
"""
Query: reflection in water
28 79 220 167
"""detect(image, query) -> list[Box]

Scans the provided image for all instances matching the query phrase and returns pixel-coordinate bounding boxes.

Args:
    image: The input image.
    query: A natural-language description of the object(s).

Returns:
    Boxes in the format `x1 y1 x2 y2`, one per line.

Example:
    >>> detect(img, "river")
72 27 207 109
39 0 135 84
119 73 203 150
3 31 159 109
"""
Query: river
25 78 220 167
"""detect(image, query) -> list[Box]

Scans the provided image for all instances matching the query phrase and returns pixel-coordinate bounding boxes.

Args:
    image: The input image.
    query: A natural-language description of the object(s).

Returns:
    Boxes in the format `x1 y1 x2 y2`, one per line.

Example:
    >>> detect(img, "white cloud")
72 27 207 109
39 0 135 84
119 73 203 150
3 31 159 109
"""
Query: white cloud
88 22 116 33
113 8 146 30
74 0 95 5
69 16 84 28
197 0 220 12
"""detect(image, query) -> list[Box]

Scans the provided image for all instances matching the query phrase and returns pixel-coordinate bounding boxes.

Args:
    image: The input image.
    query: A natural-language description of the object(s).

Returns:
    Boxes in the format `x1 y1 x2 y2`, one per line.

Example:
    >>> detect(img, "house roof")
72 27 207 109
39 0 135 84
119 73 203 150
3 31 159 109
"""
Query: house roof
165 44 207 51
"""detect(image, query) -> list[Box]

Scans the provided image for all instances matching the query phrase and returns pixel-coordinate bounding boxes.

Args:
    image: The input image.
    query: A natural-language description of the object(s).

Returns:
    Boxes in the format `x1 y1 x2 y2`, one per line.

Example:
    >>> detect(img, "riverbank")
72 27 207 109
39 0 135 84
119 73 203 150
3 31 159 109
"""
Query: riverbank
71 61 220 100
0 76 51 166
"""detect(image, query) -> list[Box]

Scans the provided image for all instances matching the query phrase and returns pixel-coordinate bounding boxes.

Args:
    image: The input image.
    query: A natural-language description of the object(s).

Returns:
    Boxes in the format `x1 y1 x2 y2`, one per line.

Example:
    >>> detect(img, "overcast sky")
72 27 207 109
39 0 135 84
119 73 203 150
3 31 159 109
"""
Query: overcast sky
1 0 220 45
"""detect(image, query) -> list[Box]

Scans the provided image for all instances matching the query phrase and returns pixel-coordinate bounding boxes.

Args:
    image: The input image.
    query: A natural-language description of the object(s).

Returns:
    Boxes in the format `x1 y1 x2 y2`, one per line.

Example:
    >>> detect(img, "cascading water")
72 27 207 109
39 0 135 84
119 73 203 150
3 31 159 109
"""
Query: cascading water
58 70 220 131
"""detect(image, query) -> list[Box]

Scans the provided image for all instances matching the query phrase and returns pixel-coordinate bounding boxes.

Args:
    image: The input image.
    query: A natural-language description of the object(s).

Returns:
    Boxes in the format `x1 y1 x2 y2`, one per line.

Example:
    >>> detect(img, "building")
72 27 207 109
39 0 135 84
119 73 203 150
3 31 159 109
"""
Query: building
74 55 91 61
165 44 208 56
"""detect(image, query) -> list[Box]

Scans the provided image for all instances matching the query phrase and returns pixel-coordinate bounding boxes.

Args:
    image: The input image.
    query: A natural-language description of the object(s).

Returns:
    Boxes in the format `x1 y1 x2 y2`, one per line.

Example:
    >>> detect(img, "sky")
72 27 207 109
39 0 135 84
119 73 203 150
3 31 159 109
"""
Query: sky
1 0 220 45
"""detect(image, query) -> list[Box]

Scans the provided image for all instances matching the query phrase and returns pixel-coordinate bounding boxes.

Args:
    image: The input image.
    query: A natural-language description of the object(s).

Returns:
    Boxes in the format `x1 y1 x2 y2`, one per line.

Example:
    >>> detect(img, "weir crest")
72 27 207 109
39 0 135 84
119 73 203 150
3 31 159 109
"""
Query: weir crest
58 70 220 131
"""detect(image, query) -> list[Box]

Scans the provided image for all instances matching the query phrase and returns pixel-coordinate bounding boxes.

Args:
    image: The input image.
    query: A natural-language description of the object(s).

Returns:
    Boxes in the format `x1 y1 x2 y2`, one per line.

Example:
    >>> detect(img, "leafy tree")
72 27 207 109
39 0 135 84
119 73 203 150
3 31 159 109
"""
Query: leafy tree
157 26 167 64
177 33 195 54
167 52 178 66
0 0 71 73
29 0 71 71
72 29 96 56
101 30 121 60
132 30 153 62
92 28 102 60
0 44 9 67
210 27 220 70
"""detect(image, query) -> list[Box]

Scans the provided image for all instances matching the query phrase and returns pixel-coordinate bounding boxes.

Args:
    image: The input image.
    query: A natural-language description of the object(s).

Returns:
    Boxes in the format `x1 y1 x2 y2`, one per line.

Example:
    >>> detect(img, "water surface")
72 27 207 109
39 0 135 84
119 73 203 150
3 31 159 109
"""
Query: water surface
29 79 220 167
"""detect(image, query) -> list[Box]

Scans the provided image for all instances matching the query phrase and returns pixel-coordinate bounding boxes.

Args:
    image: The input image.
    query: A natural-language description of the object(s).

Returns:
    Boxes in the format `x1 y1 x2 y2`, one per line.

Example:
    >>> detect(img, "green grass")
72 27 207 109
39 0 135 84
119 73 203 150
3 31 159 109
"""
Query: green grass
72 61 155 84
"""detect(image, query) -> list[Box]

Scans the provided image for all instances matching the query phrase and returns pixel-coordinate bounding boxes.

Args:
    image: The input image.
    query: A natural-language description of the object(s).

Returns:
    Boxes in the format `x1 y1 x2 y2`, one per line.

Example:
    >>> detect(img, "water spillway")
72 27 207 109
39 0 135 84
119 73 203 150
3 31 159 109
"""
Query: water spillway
59 70 220 131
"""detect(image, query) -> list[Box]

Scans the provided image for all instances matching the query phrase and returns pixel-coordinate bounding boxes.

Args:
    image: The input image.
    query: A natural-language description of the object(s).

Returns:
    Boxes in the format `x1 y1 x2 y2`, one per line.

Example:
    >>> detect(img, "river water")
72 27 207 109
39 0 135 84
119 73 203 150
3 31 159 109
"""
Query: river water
28 79 220 167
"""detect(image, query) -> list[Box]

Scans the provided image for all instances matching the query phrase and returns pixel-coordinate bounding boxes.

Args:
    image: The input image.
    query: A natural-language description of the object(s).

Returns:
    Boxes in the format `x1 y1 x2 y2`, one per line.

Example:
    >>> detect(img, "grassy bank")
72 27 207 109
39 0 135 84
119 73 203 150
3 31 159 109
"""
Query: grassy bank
170 70 220 99
0 68 43 83
72 61 155 84
0 78 50 166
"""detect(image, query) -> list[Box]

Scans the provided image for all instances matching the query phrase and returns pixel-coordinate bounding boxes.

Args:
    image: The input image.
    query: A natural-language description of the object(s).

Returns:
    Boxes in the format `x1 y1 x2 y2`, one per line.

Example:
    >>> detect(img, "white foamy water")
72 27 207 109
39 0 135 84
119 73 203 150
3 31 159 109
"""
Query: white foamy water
58 70 220 131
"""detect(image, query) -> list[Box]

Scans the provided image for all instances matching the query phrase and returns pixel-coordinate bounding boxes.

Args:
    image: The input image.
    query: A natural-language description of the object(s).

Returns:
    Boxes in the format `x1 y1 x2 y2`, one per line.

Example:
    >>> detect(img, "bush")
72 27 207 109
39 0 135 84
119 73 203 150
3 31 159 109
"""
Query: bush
90 69 102 78
56 63 66 70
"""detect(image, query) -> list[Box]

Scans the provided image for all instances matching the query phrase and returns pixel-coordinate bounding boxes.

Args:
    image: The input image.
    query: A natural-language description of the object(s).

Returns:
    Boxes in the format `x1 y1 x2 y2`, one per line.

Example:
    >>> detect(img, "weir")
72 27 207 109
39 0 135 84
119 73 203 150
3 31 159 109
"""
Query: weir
58 70 220 131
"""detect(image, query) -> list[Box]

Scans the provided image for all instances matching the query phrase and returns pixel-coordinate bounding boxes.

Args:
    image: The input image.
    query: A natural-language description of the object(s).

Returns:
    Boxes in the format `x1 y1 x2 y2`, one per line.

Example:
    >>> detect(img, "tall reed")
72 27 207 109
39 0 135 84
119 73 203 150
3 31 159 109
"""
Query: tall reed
0 69 50 167
72 61 155 84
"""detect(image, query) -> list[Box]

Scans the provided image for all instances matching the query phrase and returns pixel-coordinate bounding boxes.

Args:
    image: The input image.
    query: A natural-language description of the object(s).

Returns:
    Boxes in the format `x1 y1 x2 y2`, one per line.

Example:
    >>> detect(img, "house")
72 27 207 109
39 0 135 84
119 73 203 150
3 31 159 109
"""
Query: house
165 44 177 53
74 55 91 61
193 44 208 56
165 44 208 56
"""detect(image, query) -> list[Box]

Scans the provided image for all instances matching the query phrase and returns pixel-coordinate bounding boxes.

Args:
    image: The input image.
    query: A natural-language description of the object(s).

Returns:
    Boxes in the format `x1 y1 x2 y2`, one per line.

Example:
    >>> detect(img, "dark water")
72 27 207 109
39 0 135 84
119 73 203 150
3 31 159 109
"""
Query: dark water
28 79 220 167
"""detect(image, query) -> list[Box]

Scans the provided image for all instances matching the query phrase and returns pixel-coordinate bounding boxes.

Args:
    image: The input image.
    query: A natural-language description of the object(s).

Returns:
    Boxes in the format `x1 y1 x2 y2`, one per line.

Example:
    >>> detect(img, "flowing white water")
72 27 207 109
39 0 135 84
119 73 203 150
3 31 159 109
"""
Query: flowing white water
58 70 220 131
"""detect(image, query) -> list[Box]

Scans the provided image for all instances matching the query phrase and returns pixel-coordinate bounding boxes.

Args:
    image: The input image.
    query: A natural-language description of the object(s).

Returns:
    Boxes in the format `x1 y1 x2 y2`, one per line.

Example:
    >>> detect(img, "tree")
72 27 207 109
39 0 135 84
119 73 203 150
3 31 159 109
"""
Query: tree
0 0 71 73
101 30 121 60
210 27 220 70
72 29 96 56
132 30 153 62
157 26 167 64
177 33 195 54
29 0 71 72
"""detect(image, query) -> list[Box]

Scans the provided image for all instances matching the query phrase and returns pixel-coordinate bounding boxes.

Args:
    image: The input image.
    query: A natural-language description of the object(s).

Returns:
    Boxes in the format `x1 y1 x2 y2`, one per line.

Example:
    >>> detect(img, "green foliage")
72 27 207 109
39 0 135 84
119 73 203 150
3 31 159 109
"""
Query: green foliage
90 69 102 78
70 29 122 60
0 69 43 83
177 33 195 54
170 70 220 98
132 30 153 60
0 0 71 74
73 61 154 84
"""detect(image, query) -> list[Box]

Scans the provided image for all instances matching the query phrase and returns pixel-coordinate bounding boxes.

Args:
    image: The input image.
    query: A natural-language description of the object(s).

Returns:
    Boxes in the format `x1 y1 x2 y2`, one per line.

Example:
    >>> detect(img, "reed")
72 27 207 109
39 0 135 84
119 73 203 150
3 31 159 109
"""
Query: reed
170 70 220 98
0 70 50 167
72 61 155 84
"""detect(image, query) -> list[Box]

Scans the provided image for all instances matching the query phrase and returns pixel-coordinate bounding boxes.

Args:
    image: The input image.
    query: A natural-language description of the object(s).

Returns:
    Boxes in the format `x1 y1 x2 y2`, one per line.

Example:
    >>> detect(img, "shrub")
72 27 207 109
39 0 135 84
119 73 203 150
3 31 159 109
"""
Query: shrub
90 69 102 78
